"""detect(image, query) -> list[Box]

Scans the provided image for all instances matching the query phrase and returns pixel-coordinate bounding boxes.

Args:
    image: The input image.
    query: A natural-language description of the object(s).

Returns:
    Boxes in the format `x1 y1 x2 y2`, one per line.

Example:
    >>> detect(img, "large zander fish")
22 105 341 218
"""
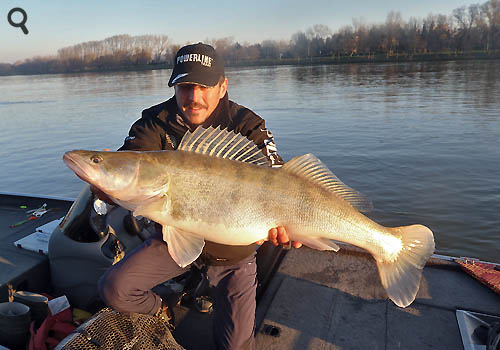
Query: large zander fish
63 126 435 308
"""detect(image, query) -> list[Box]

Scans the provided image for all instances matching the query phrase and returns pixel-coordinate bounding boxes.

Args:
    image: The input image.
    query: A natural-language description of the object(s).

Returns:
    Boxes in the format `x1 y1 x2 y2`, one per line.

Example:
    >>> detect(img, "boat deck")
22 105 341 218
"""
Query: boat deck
169 244 500 349
0 193 72 301
1 194 499 349
253 246 500 349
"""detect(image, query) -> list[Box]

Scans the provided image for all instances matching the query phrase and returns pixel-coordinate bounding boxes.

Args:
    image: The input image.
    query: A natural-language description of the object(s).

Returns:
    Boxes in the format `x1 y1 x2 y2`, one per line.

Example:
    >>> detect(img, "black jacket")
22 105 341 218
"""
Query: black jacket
119 93 283 265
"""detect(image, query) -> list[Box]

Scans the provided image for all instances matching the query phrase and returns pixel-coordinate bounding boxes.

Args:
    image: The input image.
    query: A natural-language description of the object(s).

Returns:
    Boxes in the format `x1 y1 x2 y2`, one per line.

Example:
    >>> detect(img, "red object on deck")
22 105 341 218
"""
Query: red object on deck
455 258 500 295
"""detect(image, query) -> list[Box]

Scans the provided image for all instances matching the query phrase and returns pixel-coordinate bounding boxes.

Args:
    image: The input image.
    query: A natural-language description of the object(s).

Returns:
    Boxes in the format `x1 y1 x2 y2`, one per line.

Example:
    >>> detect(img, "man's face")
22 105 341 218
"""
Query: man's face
175 78 228 127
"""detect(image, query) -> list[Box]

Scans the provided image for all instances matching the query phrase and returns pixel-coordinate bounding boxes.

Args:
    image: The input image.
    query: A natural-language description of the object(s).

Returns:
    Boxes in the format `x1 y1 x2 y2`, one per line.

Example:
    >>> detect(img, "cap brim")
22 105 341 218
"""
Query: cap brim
168 72 219 87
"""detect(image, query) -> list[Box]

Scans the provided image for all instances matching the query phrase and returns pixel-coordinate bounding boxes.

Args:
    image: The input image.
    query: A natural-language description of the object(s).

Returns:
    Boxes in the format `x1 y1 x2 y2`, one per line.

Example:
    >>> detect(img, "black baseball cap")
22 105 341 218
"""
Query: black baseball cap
168 43 225 87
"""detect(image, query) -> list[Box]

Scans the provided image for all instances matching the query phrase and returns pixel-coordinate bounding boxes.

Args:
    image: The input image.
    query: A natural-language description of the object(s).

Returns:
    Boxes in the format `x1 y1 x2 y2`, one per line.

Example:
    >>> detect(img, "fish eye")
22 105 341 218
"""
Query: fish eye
91 155 103 164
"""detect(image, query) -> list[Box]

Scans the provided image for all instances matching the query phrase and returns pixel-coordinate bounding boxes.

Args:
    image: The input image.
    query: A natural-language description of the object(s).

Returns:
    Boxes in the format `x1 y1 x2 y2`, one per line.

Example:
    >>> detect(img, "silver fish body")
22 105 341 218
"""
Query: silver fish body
63 126 435 307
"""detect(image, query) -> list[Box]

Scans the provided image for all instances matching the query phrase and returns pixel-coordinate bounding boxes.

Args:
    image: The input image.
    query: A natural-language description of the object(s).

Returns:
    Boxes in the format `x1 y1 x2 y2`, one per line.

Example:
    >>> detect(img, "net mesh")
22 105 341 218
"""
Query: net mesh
55 307 184 350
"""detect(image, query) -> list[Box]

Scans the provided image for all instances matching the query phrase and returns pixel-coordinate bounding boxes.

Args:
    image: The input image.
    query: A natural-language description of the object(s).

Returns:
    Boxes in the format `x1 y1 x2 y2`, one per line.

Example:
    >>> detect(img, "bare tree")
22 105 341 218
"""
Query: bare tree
260 40 281 59
290 31 309 57
481 0 500 50
3 0 500 76
385 11 404 55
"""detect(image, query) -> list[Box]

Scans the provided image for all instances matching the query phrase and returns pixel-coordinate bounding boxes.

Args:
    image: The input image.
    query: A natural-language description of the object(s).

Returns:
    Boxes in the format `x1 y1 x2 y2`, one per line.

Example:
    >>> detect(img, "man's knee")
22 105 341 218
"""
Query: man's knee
98 266 130 310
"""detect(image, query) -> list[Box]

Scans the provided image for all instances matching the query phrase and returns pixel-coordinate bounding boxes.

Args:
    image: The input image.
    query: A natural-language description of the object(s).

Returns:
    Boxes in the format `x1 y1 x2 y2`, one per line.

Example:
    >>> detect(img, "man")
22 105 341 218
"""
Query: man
98 43 301 350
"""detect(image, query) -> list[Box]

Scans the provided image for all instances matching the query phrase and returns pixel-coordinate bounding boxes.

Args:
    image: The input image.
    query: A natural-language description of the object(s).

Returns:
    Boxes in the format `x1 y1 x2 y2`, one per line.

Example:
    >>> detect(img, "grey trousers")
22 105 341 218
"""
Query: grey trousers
98 234 257 350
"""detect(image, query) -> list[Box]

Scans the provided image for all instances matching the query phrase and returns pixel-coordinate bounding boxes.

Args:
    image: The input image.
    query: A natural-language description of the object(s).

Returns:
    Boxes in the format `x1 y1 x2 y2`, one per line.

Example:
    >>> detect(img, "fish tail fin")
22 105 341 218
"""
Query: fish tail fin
375 224 435 308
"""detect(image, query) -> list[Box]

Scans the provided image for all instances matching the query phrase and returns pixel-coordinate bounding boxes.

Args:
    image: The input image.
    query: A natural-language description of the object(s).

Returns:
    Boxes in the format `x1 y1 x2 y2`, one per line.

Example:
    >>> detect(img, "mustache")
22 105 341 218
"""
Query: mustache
184 101 208 109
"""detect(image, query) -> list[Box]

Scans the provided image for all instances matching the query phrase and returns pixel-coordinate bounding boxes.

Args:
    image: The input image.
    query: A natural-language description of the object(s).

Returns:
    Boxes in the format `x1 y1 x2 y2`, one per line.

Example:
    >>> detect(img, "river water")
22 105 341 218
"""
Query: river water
0 60 499 263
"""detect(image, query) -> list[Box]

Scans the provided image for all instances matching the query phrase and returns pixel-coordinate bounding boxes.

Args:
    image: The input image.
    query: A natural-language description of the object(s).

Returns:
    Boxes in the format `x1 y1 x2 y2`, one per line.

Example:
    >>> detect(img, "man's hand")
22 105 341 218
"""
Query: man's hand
256 226 302 249
90 185 115 205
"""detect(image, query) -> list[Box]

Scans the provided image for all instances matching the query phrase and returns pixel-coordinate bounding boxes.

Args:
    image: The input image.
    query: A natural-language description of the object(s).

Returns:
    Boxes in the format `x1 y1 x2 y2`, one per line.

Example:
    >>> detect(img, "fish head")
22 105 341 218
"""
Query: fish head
63 150 156 204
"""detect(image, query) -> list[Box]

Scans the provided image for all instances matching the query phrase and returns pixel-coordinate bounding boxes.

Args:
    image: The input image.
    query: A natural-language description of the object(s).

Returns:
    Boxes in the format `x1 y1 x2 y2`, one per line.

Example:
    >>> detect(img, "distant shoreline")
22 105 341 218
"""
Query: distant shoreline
229 51 500 67
1 51 499 77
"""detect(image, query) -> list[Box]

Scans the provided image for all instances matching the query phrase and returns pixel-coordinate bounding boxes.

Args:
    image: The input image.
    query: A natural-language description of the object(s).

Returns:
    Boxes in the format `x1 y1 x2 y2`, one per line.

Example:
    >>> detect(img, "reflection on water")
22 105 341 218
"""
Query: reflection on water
1 60 499 262
290 60 500 110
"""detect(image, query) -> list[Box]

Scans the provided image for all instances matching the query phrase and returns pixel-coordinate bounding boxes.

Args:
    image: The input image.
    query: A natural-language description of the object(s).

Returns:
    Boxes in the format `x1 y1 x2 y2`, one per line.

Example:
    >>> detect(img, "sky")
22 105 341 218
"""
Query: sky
1 0 477 63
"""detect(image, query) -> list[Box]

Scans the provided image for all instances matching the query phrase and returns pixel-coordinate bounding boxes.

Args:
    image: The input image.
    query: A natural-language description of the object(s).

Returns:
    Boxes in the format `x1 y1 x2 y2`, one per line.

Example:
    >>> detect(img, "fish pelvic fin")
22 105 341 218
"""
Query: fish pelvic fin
162 225 205 268
375 224 435 308
177 126 270 166
282 154 373 212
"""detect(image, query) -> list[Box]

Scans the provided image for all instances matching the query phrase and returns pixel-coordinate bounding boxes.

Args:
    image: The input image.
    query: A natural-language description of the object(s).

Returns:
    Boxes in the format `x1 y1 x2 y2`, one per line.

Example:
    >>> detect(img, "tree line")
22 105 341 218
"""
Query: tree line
1 0 499 76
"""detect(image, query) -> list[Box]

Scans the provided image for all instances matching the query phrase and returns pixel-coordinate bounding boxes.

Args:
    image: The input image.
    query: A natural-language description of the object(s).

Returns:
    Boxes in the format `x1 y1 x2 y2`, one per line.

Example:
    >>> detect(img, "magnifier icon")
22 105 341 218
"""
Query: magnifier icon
8 7 29 35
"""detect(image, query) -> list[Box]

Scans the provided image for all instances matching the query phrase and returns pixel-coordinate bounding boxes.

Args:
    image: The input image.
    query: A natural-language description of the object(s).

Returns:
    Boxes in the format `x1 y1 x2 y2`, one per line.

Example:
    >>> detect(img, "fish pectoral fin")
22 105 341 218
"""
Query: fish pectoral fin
132 196 170 219
162 225 205 268
292 235 340 251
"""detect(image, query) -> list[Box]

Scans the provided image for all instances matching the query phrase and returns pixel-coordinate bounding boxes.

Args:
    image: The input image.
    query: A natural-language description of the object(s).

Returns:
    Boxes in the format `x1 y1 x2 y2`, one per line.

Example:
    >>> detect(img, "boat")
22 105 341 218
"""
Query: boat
1 190 499 349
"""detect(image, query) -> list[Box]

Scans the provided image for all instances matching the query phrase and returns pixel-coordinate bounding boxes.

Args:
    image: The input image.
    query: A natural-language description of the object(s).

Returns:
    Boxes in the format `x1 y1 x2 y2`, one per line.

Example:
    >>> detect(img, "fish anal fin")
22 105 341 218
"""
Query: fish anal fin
286 226 340 251
178 126 270 167
162 225 205 268
282 154 373 212
293 235 340 251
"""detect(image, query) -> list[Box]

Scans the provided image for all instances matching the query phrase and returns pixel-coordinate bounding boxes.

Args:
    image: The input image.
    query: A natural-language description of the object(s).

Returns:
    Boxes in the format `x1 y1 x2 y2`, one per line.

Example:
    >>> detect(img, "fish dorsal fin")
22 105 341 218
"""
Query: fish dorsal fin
282 153 373 212
178 126 270 166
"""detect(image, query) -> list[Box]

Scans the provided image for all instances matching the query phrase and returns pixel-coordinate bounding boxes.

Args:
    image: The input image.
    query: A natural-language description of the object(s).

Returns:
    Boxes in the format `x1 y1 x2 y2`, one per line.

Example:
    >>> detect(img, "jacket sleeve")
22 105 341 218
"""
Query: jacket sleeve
231 104 284 167
117 116 164 151
118 99 176 151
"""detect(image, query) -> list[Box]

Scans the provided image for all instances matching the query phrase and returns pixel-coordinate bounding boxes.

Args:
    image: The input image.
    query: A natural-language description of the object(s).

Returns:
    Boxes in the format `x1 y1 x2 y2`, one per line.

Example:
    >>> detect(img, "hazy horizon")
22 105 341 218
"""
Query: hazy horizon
0 0 478 64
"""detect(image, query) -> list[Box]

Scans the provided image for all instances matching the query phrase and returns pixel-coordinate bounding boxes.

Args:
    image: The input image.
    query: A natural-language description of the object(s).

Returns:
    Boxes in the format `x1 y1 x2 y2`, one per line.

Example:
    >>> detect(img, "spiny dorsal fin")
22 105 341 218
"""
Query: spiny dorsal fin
282 153 373 212
178 126 270 166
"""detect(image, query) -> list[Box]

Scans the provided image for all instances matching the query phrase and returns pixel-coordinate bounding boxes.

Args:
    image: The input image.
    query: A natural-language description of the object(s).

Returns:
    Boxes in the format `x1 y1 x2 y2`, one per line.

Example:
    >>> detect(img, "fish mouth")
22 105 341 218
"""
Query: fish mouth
63 151 92 184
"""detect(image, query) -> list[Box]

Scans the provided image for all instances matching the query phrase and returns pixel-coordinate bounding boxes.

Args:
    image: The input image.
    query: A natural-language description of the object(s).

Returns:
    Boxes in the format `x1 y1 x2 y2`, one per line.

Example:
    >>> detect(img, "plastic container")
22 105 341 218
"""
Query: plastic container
0 302 31 349
13 290 48 328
